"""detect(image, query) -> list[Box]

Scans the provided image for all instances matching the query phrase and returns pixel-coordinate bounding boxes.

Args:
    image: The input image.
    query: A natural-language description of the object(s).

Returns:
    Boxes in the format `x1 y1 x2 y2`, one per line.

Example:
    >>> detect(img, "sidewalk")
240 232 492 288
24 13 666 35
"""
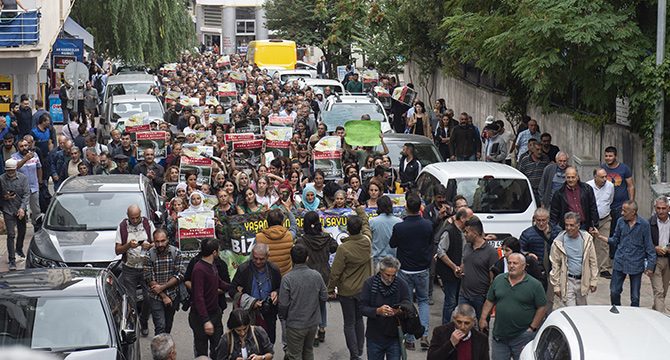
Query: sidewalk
0 224 33 273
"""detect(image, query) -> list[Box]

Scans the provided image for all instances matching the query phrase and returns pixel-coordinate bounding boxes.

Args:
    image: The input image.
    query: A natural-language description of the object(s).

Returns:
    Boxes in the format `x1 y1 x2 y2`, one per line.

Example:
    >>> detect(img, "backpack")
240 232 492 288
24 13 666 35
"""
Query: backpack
118 217 152 262
147 246 189 309
93 74 104 94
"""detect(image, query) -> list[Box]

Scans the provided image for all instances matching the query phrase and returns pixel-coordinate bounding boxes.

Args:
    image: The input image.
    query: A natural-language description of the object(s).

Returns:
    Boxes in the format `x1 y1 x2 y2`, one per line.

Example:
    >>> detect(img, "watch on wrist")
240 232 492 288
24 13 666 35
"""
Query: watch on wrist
529 325 538 332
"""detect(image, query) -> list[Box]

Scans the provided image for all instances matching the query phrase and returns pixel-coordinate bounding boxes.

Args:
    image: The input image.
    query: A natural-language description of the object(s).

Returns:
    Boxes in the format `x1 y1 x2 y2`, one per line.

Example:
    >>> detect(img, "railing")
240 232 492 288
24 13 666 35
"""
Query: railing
0 9 40 47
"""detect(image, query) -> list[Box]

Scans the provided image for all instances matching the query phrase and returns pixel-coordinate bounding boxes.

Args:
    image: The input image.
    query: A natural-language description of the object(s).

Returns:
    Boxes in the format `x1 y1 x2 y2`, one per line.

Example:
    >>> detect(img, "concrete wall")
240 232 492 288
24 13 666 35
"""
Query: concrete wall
405 63 653 217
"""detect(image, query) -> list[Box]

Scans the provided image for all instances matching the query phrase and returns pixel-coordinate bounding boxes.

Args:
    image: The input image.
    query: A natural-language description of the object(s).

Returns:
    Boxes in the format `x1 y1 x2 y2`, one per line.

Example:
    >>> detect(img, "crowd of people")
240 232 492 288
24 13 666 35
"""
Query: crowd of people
0 48 666 360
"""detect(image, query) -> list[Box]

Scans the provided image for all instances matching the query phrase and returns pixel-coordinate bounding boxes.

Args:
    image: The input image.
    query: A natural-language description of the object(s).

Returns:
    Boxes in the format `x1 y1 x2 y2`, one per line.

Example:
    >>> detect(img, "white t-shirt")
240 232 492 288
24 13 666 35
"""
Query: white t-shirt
115 219 156 269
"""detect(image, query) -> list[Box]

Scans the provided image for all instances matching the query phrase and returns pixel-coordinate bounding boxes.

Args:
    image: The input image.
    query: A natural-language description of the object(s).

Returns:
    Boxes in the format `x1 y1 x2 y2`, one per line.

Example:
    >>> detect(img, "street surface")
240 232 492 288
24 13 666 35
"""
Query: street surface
0 226 663 359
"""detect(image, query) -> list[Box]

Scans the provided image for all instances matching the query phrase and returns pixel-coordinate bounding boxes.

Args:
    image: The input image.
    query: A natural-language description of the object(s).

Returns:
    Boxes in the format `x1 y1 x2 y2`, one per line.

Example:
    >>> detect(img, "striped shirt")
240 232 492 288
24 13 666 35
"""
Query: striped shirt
143 246 185 301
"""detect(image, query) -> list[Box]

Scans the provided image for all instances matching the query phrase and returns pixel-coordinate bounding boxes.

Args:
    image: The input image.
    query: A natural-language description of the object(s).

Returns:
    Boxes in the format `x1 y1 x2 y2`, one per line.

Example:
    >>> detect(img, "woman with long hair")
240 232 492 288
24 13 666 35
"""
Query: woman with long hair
237 187 266 214
255 176 277 209
165 197 186 246
223 179 239 205
406 100 431 138
295 211 338 345
366 179 384 209
215 309 274 360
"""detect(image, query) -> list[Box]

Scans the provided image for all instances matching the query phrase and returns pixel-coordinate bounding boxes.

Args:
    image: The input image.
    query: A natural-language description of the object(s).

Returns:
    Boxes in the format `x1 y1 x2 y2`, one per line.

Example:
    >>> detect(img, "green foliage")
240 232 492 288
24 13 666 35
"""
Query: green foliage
70 0 195 67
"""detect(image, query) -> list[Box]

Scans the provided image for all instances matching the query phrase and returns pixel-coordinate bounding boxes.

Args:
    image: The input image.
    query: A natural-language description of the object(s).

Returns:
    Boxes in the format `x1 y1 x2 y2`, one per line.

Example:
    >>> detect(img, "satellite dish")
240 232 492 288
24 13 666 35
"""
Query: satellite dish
64 61 89 86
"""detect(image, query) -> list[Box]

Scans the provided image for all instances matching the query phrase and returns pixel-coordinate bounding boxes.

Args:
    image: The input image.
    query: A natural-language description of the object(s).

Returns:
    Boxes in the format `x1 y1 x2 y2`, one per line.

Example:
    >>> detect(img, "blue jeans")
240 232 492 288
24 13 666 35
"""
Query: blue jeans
458 293 486 321
399 269 430 341
610 269 642 307
491 331 535 360
320 300 327 329
148 296 176 335
442 280 460 325
367 337 401 360
456 154 477 161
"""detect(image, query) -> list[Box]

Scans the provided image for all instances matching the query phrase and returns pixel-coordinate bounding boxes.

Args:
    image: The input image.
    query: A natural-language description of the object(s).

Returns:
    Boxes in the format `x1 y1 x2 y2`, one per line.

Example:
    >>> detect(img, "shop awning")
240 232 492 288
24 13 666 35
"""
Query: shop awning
64 17 94 50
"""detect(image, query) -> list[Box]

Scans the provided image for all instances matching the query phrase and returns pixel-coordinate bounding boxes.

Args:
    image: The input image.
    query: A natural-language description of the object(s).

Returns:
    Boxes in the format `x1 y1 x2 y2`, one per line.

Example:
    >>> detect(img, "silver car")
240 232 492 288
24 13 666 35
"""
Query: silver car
27 175 162 273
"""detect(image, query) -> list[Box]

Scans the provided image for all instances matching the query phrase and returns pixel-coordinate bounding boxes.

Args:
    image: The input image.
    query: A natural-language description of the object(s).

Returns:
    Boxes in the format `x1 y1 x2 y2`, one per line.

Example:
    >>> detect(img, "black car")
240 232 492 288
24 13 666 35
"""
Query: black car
0 268 140 359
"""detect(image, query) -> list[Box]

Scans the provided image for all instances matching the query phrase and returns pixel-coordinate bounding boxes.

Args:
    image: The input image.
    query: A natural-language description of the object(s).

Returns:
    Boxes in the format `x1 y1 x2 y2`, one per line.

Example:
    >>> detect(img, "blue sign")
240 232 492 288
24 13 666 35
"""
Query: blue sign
49 94 63 124
52 38 84 62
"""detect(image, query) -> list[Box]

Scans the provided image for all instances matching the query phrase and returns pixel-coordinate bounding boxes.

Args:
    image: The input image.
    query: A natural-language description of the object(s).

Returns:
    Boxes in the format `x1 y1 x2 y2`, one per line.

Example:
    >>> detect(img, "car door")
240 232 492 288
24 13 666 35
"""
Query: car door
105 274 139 360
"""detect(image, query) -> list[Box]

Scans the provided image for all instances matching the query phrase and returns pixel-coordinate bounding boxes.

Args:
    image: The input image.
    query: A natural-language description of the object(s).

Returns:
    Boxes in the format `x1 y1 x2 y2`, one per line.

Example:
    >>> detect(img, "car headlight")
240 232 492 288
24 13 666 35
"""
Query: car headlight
28 249 66 268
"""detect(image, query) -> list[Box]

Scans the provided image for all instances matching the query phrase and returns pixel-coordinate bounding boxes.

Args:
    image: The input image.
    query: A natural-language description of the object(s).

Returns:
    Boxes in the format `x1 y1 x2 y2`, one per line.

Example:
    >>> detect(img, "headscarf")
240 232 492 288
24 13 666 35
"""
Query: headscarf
302 184 320 211
176 182 188 192
187 191 206 212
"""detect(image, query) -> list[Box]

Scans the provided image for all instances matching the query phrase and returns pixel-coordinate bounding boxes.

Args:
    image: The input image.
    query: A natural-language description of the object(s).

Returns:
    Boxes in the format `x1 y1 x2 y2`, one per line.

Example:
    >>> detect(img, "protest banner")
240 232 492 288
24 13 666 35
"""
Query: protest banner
182 144 214 159
165 91 181 104
362 69 379 92
210 114 227 125
203 194 219 209
264 126 292 158
313 150 343 180
232 139 264 170
126 112 148 127
234 116 262 135
344 120 382 147
189 97 201 107
268 115 293 127
192 106 206 118
194 130 211 142
313 136 342 152
178 210 215 253
179 96 191 107
162 182 178 200
218 82 237 97
229 71 246 85
216 55 231 68
337 65 347 82
179 156 213 185
392 85 418 106
163 63 177 72
373 86 392 109
136 131 167 160
205 96 219 106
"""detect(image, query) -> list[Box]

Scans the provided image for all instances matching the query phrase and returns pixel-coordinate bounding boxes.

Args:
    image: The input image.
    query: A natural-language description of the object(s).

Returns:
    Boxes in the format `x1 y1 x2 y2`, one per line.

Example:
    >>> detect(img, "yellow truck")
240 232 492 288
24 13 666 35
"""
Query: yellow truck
246 39 297 70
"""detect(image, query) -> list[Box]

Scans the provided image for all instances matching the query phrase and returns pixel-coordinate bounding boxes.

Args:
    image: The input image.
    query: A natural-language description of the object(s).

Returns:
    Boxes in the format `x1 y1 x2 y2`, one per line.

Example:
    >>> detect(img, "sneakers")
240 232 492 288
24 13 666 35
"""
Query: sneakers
8 262 16 271
317 328 326 343
15 253 25 262
600 271 612 279
405 341 415 351
420 336 430 350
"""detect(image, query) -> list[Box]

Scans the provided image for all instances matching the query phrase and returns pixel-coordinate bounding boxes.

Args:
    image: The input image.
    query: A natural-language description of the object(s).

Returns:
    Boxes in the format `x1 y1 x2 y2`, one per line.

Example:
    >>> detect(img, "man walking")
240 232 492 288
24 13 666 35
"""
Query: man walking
517 139 549 202
190 238 231 358
549 167 599 231
483 123 507 163
0 159 30 270
481 253 546 360
12 139 42 226
398 143 421 189
389 193 433 350
370 195 402 265
279 244 328 360
549 212 598 308
538 151 569 209
115 204 155 335
427 304 489 360
514 119 540 162
435 207 473 325
449 112 480 161
591 200 655 307
317 56 330 79
328 206 372 359
586 167 614 278
144 228 185 335
458 216 499 320
650 196 670 313
229 243 282 344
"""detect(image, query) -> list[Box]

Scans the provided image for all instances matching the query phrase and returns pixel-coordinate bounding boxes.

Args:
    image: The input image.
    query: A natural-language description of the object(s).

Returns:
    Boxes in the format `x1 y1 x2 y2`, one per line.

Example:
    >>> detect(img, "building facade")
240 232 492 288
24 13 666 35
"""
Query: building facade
194 0 269 55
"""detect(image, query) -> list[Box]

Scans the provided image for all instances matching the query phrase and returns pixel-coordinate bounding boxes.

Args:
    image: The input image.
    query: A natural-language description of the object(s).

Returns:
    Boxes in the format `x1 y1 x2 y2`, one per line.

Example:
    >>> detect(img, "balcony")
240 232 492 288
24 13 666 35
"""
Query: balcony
0 10 41 47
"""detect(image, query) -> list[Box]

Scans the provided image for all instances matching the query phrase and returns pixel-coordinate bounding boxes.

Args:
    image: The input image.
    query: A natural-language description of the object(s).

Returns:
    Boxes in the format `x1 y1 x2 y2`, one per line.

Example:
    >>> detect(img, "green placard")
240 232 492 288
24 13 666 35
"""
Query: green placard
344 120 382 147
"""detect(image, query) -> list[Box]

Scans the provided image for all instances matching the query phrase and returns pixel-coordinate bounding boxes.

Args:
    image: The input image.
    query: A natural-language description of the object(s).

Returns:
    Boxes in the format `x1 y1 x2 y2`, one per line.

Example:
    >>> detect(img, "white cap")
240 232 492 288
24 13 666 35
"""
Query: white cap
485 115 495 125
4 159 17 170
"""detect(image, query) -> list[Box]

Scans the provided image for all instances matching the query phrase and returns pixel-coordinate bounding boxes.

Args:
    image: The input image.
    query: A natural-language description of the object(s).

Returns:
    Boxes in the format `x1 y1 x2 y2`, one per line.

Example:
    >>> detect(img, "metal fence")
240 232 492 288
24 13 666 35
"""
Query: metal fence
0 9 40 47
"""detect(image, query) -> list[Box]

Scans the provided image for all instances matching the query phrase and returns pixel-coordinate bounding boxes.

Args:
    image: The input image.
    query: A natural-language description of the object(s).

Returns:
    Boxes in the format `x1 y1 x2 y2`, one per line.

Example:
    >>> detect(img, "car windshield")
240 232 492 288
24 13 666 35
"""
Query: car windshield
309 84 344 95
108 83 153 97
445 178 532 213
281 74 310 83
46 192 147 231
328 103 385 121
112 101 162 121
0 296 110 351
377 142 442 168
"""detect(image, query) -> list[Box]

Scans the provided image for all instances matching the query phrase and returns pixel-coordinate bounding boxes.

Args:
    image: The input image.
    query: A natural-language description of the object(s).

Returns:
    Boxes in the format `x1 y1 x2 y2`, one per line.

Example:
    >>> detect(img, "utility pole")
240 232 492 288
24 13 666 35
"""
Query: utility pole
655 0 666 182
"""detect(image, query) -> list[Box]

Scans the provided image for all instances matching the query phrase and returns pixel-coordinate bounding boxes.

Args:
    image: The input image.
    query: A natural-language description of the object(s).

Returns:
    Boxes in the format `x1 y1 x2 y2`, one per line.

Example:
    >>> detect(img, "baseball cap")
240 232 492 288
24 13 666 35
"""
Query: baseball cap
4 159 17 170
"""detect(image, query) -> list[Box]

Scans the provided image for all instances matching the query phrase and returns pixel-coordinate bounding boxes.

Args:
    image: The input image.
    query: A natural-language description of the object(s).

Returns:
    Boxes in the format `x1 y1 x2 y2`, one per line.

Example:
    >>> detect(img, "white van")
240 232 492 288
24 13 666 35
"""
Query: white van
102 73 159 113
416 162 536 244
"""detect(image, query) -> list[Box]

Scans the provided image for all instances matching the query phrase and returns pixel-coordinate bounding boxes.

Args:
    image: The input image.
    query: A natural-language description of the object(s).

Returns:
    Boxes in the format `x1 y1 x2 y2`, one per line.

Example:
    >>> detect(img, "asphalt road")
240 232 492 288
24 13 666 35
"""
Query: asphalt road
1 226 665 359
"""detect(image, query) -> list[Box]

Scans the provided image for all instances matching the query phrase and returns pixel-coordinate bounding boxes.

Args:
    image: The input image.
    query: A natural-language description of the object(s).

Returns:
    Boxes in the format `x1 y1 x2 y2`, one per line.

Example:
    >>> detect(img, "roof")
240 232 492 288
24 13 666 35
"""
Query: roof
381 133 436 145
58 175 145 194
107 73 156 84
111 94 162 103
0 268 105 298
304 78 343 86
423 161 528 180
546 306 670 359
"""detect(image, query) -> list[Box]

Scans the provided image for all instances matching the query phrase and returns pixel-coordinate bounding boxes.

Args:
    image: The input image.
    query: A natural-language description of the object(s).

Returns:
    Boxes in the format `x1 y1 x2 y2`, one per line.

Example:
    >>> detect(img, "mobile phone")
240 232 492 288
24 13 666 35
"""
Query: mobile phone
137 240 145 245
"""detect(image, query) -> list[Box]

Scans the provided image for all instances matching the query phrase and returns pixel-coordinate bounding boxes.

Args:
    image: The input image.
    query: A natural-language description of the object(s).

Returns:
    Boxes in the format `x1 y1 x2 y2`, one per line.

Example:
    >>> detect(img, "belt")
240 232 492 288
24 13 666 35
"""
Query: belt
567 274 582 280
600 214 611 221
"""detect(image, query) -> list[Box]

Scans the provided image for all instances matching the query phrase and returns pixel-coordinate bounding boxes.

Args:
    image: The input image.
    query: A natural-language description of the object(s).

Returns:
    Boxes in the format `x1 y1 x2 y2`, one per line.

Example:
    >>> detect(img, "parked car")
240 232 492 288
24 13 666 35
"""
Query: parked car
374 133 443 169
0 268 140 359
276 69 316 84
322 94 393 133
302 78 346 95
416 162 536 242
99 94 165 142
520 305 670 360
27 175 162 273
102 72 159 111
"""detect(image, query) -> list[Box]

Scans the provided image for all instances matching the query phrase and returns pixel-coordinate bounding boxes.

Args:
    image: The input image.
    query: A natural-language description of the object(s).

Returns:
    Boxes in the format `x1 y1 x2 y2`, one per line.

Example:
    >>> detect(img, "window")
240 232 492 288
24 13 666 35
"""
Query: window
444 177 533 213
203 5 222 27
236 20 255 35
45 192 147 231
236 7 255 19
534 327 571 360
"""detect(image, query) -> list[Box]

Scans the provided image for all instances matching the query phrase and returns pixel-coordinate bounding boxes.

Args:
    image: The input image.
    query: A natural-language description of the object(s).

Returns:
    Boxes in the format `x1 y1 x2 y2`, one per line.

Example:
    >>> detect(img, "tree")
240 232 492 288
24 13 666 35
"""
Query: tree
70 0 195 67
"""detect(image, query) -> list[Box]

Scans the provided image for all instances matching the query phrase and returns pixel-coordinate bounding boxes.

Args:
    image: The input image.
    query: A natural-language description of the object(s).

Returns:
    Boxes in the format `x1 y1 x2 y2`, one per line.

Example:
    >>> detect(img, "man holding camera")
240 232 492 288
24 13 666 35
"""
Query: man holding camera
115 204 155 336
